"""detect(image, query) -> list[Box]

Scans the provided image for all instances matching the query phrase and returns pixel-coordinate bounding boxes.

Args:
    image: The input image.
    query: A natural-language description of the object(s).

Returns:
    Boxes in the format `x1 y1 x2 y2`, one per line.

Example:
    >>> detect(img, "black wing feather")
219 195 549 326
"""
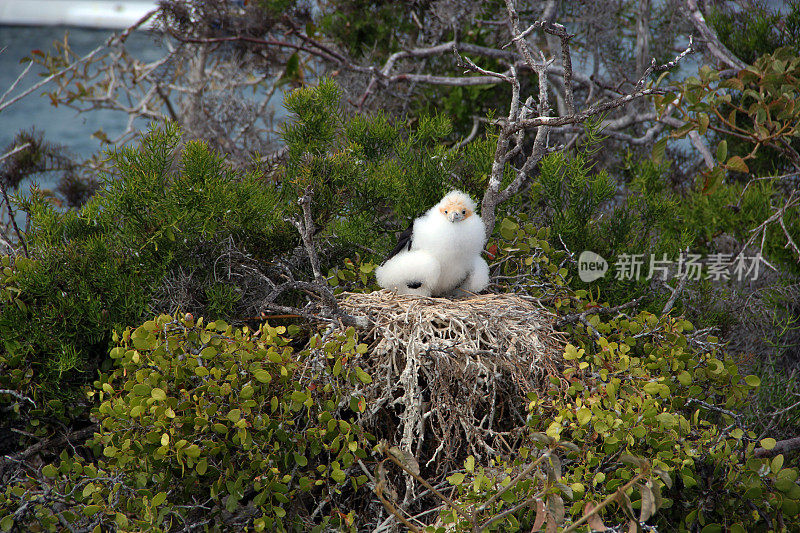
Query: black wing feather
383 222 414 263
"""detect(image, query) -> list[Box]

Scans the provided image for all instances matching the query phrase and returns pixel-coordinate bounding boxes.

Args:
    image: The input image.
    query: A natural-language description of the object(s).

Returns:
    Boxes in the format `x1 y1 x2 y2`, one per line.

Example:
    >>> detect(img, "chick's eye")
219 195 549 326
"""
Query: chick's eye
462 209 466 214
444 210 448 214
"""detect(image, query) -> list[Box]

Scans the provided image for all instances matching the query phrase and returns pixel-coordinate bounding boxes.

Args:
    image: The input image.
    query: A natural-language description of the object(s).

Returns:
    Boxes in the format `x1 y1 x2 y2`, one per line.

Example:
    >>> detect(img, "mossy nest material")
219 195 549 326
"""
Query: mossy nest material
338 289 565 474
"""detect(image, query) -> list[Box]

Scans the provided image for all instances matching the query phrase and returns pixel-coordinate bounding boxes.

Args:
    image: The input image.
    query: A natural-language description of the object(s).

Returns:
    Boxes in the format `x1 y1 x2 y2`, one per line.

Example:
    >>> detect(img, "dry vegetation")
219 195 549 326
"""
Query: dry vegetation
336 291 564 478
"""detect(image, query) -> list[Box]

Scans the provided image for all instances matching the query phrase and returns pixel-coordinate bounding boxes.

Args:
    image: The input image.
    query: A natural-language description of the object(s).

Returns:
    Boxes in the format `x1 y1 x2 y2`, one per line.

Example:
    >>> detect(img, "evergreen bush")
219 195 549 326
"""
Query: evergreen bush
3 250 797 530
1 314 373 531
0 81 494 428
0 122 294 423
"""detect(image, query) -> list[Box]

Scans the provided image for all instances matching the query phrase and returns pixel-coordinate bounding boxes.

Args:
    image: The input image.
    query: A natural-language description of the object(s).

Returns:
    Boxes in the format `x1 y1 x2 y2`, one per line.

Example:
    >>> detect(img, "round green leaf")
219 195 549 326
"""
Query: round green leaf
152 491 167 507
760 438 777 451
745 375 761 387
331 468 346 483
82 505 102 516
42 464 59 478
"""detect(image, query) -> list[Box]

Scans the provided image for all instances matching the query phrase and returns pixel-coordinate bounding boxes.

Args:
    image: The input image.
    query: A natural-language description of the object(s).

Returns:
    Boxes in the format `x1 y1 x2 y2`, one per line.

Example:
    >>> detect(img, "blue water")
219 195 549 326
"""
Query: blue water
0 25 164 190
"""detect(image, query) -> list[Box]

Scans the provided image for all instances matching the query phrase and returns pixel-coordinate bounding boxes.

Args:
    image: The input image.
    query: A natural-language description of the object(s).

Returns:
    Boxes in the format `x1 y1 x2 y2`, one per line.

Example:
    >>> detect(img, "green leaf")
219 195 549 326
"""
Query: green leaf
185 444 201 458
716 140 727 162
151 388 167 401
349 395 365 413
331 468 346 483
698 113 709 135
499 218 518 240
772 455 784 474
115 512 129 528
643 382 662 395
355 366 372 384
152 491 167 507
254 370 271 383
760 438 777 451
726 156 749 173
82 483 96 498
564 344 581 360
745 375 761 387
447 472 466 485
656 412 676 428
42 464 59 478
284 53 300 81
1 516 14 532
651 137 668 163
133 383 151 396
776 476 795 493
83 505 102 516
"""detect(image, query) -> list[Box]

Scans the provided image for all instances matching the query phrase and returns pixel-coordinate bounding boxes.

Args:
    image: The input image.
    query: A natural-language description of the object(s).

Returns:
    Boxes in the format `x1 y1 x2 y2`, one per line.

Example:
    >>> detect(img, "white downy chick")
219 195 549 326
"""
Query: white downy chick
376 190 489 296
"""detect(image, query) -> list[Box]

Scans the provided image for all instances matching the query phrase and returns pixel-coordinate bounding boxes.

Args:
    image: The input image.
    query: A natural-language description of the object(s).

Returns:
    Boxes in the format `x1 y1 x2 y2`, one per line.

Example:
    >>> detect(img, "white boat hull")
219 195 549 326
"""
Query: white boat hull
0 0 158 29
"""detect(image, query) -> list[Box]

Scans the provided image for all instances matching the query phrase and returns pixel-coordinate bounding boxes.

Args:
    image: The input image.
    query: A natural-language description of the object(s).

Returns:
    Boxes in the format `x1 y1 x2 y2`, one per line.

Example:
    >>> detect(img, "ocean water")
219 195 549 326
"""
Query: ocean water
0 25 164 190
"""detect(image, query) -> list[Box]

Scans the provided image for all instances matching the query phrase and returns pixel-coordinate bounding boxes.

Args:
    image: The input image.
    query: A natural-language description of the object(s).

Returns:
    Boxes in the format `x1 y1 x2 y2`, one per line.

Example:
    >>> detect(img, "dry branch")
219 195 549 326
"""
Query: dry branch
684 0 746 71
754 436 800 458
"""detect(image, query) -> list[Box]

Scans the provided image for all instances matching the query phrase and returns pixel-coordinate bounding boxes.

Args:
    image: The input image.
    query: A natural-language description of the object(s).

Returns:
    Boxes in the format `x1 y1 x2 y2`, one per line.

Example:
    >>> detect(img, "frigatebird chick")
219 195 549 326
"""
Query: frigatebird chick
376 190 489 297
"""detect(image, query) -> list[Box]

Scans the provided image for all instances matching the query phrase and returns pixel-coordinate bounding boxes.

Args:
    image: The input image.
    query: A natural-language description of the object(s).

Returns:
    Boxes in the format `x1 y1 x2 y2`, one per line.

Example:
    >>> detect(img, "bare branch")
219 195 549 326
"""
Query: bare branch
556 296 647 329
0 425 98 478
293 188 323 285
635 0 652 75
635 36 695 92
0 9 157 114
452 117 480 151
0 142 32 164
0 175 28 258
283 189 368 328
662 248 689 315
0 60 33 106
0 388 36 407
734 190 800 265
454 50 514 83
688 130 715 169
684 0 746 71
754 436 800 458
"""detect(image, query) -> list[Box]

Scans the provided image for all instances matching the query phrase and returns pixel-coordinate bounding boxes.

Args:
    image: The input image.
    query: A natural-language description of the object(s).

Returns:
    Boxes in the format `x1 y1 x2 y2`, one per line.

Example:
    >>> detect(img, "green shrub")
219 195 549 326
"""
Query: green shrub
463 219 800 531
3 219 798 532
0 123 296 423
0 314 373 531
428 307 800 531
709 1 800 65
654 49 800 266
0 82 493 426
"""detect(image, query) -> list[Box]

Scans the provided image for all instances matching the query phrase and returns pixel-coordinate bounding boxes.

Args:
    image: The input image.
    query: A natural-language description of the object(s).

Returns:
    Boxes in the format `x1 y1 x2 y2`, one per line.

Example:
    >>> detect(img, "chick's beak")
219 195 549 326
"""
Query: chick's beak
448 211 464 223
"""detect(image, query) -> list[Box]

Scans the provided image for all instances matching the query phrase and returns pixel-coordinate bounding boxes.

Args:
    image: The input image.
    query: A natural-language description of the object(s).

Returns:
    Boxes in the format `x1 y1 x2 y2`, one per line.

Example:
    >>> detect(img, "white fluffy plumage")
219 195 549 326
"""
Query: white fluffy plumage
376 190 490 296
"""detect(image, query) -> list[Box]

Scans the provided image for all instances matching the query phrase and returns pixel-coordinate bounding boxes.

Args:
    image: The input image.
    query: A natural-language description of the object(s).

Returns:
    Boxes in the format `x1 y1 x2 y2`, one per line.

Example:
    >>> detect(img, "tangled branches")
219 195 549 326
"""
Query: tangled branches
328 290 565 512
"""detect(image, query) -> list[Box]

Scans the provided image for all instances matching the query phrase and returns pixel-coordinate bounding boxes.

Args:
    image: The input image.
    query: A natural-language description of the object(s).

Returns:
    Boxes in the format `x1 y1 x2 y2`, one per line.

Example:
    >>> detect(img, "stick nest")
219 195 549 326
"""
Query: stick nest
338 290 566 474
